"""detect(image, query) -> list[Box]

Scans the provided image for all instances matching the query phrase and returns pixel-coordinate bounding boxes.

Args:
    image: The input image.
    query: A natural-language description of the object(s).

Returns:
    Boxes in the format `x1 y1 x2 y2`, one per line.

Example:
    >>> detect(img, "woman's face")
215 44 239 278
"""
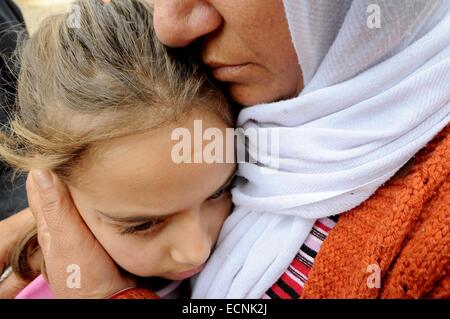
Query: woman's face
153 0 303 106
68 110 236 280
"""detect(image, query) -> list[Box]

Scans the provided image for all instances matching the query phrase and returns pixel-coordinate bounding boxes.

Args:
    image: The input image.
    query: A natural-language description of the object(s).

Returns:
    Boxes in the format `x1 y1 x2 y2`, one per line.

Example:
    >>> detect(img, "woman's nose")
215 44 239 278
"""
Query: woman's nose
153 0 222 48
170 210 212 267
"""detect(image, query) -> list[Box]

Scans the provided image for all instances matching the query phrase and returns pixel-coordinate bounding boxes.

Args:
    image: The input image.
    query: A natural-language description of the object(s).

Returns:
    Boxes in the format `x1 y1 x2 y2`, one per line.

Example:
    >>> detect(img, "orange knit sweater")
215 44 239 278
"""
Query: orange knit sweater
302 124 450 299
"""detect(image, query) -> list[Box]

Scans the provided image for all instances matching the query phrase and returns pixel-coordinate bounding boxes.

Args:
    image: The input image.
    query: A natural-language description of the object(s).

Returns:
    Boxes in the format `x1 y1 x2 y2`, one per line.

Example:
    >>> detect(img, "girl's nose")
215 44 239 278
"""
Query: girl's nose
169 209 212 267
153 0 222 48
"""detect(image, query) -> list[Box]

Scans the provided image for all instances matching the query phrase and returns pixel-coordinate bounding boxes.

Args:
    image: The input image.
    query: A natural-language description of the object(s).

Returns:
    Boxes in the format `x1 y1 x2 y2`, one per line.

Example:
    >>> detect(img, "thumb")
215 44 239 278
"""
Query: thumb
27 170 86 242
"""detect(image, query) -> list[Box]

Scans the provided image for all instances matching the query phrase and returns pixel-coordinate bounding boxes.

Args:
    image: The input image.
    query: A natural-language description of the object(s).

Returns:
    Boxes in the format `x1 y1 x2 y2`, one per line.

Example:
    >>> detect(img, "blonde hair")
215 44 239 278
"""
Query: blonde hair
0 0 232 280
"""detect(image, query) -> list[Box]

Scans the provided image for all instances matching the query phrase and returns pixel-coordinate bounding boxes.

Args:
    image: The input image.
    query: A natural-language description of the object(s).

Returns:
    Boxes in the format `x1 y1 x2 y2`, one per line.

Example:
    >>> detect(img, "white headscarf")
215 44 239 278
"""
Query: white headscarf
192 0 450 298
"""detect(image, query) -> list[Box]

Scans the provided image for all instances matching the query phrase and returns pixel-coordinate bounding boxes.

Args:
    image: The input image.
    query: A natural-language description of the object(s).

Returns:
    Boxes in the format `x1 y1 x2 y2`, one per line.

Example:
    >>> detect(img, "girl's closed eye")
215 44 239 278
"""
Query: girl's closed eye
118 175 236 236
208 186 229 200
208 175 237 200
120 218 166 236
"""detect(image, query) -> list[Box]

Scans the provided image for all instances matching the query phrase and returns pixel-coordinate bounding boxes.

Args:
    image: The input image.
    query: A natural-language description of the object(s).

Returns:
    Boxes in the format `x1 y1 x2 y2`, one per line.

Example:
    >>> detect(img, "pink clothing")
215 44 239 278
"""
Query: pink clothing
15 274 185 299
15 275 53 299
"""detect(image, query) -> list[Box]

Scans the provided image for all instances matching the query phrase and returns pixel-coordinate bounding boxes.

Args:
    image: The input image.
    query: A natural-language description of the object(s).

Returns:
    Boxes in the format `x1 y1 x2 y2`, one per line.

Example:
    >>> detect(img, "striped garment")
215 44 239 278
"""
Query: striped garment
263 215 339 299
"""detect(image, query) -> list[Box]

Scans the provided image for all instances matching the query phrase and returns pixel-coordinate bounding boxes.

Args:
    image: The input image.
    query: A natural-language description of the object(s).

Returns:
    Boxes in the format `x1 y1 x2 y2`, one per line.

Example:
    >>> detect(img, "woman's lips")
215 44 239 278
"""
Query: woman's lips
167 264 205 280
209 63 251 82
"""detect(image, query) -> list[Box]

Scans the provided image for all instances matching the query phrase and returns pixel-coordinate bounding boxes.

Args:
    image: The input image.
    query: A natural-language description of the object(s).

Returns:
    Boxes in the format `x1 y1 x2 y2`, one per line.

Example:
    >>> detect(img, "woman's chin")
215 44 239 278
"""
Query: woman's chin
227 82 296 107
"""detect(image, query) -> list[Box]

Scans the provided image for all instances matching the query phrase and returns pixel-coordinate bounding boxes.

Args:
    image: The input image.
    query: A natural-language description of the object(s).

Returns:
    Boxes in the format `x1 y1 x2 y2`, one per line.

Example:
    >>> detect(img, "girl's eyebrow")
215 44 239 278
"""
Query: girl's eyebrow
95 210 174 224
96 167 237 224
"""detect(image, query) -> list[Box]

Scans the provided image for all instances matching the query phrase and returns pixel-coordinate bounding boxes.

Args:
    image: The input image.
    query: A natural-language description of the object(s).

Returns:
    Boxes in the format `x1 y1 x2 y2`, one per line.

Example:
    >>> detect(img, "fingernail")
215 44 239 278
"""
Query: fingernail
32 169 54 191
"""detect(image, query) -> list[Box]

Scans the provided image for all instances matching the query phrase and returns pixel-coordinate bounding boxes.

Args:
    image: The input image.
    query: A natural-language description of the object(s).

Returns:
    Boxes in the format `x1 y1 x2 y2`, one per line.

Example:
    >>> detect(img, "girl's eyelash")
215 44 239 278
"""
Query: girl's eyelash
120 219 165 235
208 188 227 200
208 181 234 200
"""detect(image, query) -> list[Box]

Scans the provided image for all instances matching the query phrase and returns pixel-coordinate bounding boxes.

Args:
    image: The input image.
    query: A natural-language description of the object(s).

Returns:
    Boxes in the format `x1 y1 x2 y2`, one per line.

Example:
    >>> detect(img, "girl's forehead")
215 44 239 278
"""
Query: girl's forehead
71 159 236 218
71 112 236 215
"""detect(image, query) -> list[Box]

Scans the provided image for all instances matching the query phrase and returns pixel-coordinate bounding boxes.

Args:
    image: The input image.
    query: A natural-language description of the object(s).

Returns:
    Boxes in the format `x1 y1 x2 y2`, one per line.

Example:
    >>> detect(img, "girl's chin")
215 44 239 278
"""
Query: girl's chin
163 264 206 281
127 265 205 282
119 258 209 281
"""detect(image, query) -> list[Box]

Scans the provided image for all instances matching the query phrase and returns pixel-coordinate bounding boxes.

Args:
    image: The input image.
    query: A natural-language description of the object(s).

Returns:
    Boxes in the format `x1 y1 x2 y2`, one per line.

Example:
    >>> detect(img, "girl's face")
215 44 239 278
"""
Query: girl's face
68 110 236 280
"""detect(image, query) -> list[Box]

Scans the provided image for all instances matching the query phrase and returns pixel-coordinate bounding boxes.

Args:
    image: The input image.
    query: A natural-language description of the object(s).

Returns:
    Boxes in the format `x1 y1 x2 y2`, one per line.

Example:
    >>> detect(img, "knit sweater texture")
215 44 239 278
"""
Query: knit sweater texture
303 125 450 298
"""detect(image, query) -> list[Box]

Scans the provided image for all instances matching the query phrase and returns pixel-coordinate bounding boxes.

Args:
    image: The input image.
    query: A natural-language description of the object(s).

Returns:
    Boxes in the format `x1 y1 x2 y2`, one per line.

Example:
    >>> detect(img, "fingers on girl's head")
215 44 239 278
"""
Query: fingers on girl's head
26 172 51 253
27 170 89 244
28 170 69 230
26 172 42 220
26 173 47 224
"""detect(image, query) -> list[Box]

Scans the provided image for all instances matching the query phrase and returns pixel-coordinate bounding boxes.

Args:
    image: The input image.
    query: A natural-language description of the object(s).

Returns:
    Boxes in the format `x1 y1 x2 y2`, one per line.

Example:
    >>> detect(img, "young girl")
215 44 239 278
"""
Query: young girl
0 0 236 298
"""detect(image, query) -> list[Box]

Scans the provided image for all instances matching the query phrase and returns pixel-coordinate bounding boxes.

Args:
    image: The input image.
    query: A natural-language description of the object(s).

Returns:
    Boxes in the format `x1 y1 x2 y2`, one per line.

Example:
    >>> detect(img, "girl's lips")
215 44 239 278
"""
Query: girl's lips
167 264 205 280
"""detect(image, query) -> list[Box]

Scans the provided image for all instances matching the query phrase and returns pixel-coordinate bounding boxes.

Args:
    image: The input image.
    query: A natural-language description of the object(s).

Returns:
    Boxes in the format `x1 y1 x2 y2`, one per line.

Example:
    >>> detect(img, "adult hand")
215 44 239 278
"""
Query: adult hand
0 208 34 280
0 247 42 299
26 170 135 298
0 270 30 299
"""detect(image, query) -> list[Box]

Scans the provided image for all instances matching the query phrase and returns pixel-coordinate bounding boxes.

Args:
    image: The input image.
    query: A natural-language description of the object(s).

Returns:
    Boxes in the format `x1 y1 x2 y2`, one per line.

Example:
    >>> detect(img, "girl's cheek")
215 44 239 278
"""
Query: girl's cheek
78 213 144 271
98 232 151 274
209 195 233 243
98 228 167 277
